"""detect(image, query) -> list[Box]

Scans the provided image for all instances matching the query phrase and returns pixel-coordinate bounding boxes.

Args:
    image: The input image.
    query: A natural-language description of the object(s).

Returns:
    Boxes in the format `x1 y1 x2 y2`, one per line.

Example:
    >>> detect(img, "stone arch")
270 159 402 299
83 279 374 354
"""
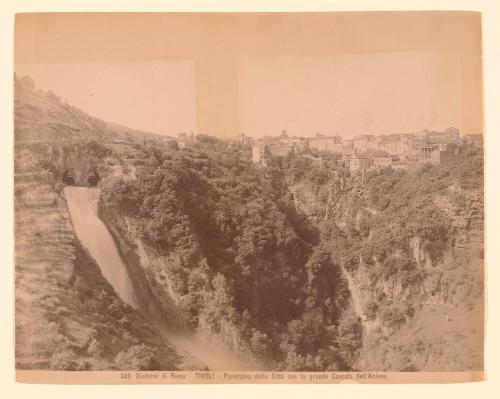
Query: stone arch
61 169 75 185
87 170 100 187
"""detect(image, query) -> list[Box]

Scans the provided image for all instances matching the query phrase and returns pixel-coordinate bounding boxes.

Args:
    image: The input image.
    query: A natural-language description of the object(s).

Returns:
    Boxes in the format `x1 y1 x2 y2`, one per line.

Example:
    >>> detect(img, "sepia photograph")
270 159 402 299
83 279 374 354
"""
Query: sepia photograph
12 10 485 384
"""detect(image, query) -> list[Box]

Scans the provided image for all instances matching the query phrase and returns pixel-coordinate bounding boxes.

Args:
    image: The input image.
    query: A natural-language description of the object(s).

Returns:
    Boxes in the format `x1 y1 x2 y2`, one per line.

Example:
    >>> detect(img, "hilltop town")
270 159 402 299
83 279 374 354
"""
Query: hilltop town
172 128 483 175
252 128 483 171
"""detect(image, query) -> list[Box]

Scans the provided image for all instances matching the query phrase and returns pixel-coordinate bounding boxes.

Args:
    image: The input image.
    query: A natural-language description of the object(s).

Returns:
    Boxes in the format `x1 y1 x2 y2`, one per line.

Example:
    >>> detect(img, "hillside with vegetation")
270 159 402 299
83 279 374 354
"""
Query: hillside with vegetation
99 135 483 371
99 146 360 370
14 75 484 371
286 146 484 370
14 76 203 371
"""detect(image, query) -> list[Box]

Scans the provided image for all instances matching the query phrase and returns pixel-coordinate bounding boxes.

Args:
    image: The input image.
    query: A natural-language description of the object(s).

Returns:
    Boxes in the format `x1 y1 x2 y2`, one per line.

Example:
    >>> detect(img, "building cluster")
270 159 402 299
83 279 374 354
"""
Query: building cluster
250 130 308 167
250 127 482 172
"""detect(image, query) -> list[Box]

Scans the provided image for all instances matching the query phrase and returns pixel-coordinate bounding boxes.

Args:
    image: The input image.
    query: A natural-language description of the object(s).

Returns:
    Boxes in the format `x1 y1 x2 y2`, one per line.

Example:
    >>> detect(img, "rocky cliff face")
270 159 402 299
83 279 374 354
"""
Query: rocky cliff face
97 192 265 371
288 167 484 371
97 202 188 329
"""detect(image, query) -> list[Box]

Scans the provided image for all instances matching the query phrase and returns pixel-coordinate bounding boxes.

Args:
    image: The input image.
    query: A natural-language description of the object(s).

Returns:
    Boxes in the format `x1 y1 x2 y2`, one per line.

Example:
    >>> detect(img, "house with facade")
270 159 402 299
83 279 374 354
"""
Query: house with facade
349 156 373 172
307 134 342 153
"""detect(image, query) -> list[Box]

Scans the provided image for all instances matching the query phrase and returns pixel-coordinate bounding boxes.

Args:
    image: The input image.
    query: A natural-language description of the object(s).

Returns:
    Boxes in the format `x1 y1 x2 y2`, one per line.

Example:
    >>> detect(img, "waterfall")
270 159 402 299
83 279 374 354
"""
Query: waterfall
64 186 138 308
64 187 254 370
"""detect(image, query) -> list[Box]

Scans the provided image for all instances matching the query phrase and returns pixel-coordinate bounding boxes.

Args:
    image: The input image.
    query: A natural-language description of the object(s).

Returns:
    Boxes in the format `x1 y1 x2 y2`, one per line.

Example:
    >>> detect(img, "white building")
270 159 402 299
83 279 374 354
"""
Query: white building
252 145 262 164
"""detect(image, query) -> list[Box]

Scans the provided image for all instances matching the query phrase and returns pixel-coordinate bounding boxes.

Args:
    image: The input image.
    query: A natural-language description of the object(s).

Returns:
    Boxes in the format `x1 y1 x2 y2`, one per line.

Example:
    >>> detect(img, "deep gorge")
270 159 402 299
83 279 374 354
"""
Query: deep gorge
14 77 484 372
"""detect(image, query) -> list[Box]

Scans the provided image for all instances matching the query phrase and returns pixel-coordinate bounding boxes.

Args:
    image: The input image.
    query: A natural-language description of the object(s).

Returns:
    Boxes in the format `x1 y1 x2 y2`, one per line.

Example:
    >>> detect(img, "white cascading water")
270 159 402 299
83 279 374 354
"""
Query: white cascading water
64 187 254 370
64 186 138 309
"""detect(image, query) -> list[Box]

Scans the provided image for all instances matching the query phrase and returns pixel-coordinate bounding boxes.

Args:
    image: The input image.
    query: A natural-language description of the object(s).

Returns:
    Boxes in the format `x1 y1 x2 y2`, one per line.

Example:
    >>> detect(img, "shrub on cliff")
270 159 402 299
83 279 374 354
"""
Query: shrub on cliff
381 303 414 329
114 344 161 370
50 349 78 370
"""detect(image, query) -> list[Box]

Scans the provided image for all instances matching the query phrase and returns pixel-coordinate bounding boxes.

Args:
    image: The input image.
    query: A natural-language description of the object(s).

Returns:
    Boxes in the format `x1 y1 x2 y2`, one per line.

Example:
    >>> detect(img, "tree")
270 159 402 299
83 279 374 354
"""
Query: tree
165 140 179 151
46 90 61 103
19 75 35 90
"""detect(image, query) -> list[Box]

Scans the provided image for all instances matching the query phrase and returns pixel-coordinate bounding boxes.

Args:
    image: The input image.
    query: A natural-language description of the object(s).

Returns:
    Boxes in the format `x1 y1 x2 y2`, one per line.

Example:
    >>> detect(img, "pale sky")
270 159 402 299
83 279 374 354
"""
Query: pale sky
15 61 197 135
238 52 461 137
14 12 483 138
